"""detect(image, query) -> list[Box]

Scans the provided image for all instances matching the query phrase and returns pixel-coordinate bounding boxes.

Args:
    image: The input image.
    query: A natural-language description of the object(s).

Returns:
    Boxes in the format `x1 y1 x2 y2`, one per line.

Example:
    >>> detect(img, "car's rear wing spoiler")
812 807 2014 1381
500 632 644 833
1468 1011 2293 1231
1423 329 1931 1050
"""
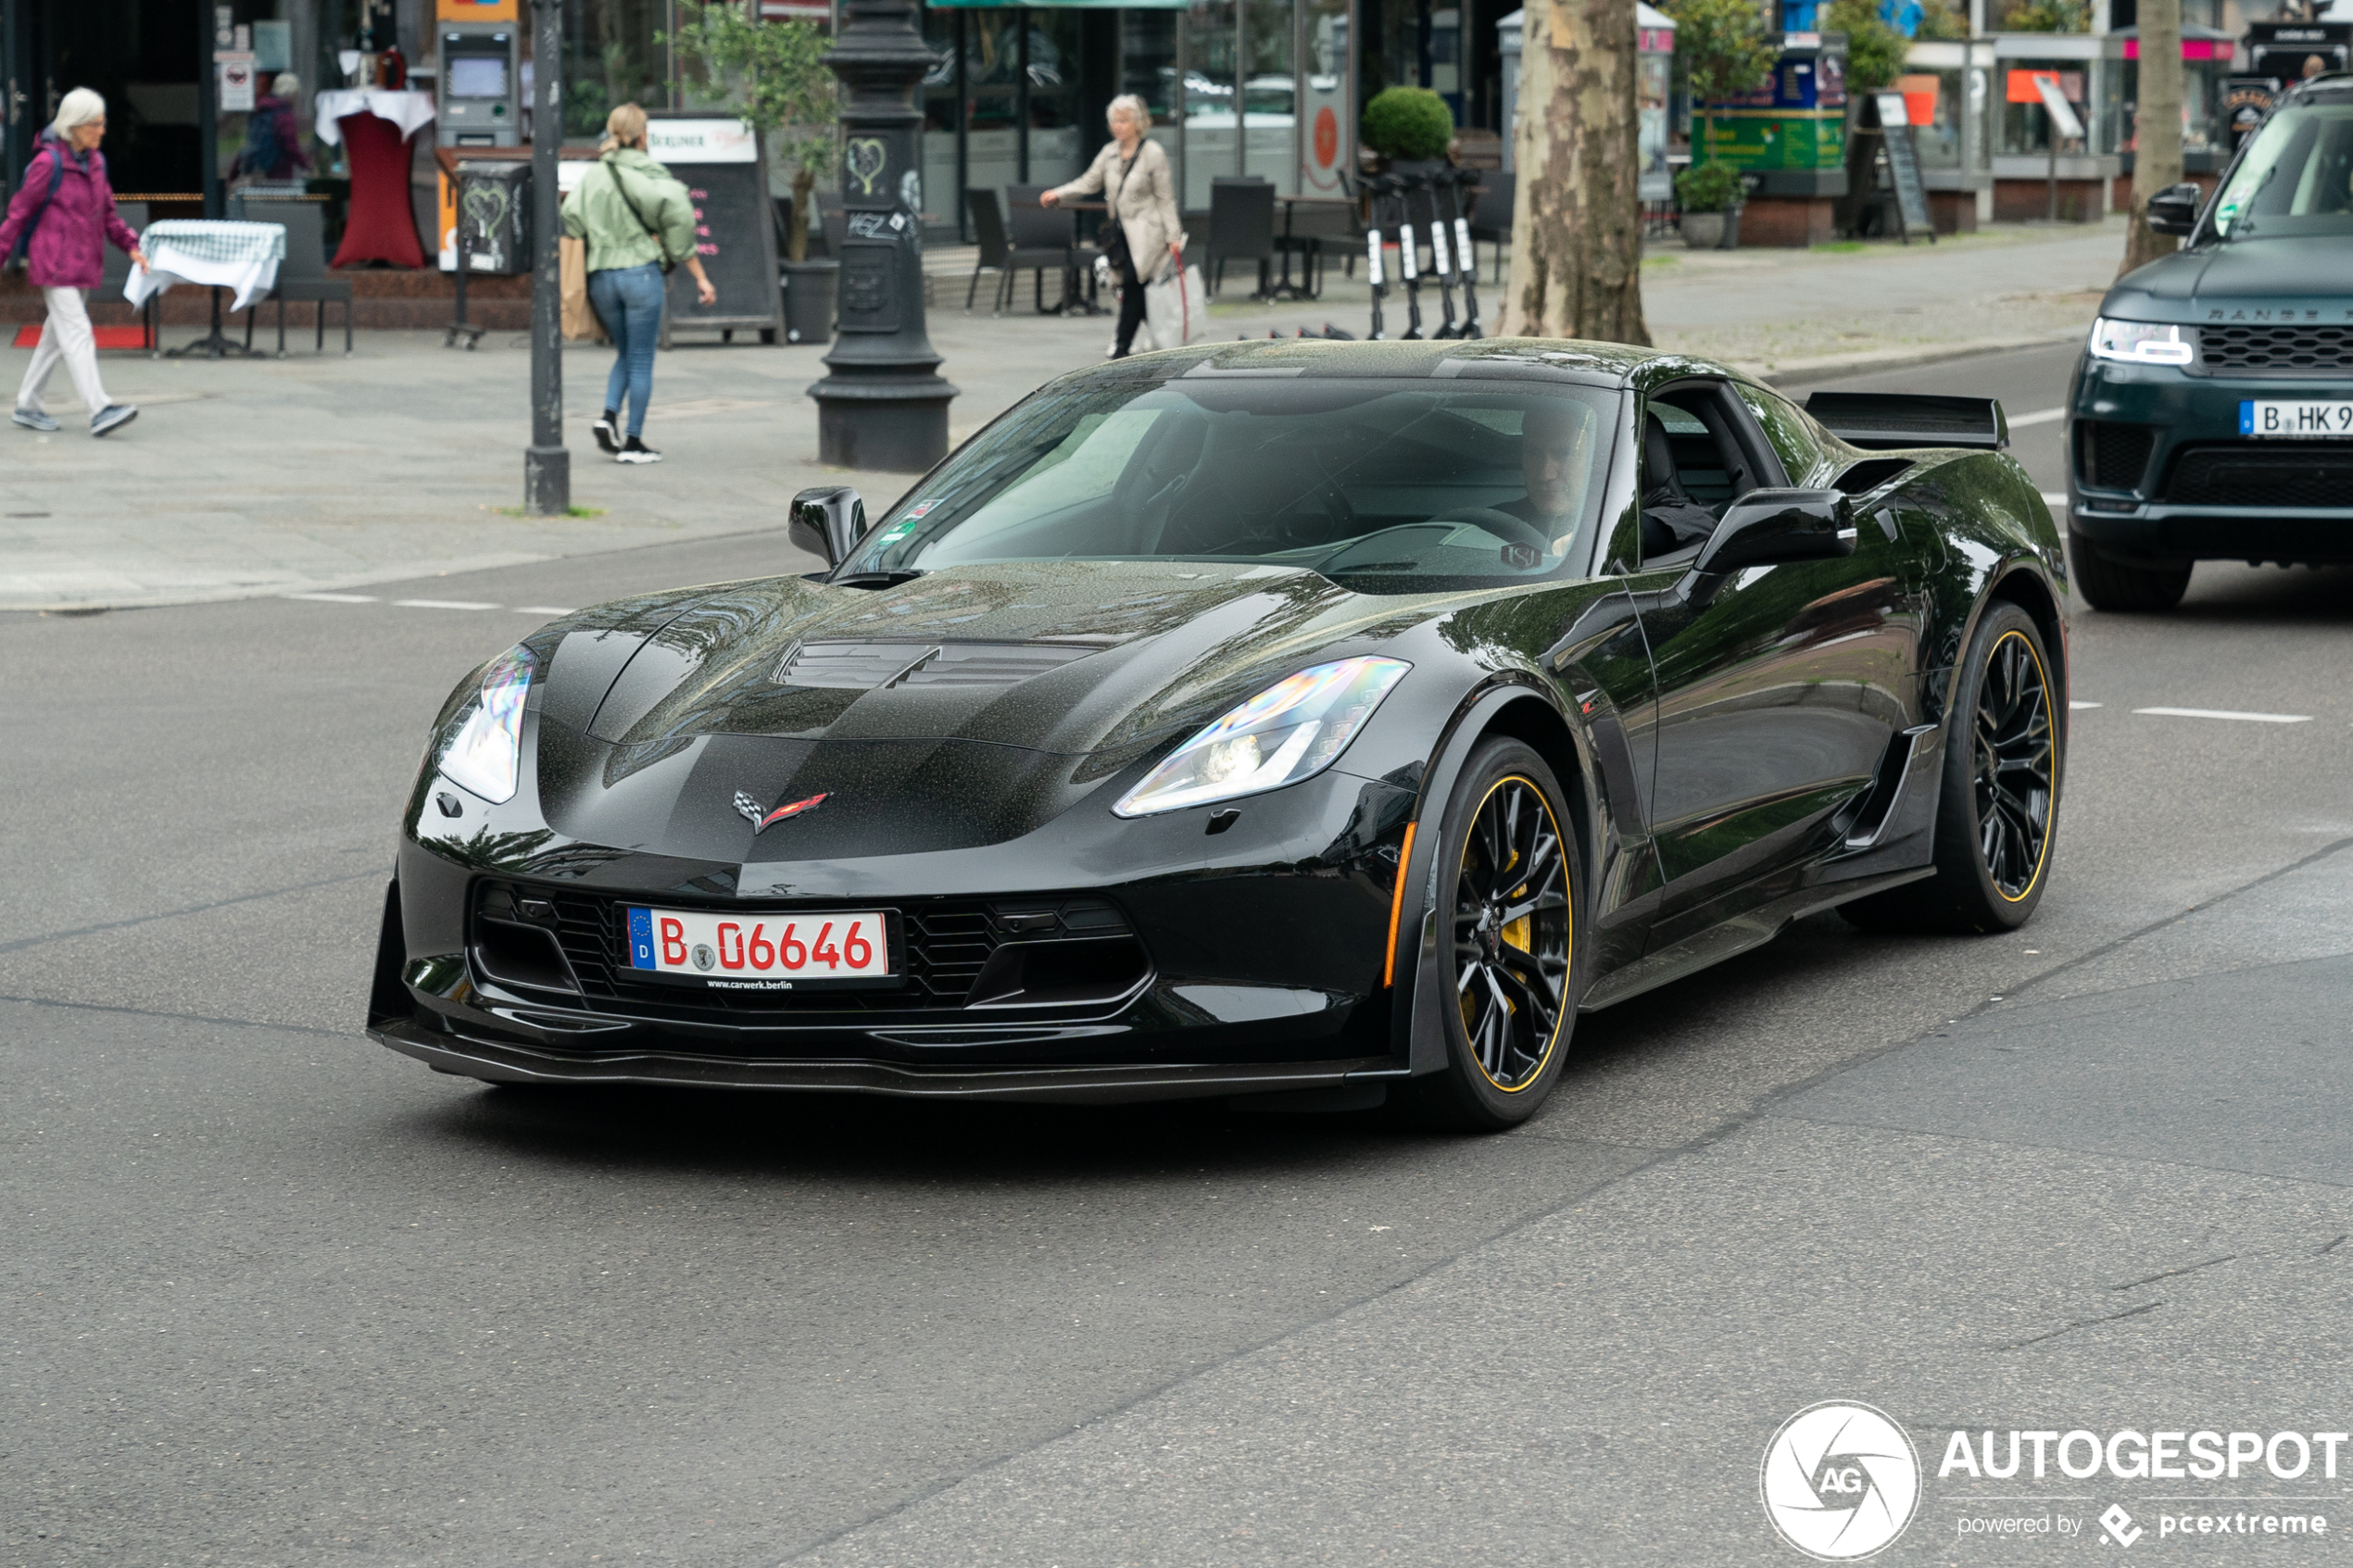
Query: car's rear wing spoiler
1802 392 2010 452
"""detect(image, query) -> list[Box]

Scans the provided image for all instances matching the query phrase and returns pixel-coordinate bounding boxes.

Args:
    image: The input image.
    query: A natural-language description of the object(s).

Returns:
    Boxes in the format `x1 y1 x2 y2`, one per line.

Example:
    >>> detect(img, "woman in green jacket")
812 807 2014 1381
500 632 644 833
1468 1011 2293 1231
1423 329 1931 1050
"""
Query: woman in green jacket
560 104 714 463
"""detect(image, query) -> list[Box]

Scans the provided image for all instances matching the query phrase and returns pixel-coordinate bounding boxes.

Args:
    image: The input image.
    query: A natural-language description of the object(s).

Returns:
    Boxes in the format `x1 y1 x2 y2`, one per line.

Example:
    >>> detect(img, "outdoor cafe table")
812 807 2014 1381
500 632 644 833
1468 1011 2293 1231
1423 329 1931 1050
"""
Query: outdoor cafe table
1266 193 1354 302
125 220 286 358
313 88 435 270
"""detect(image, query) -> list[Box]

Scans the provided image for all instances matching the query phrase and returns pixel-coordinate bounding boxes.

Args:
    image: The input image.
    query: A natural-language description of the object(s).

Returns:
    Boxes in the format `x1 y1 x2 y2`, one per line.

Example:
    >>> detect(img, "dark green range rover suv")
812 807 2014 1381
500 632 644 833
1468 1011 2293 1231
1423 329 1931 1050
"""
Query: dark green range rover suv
2067 73 2353 609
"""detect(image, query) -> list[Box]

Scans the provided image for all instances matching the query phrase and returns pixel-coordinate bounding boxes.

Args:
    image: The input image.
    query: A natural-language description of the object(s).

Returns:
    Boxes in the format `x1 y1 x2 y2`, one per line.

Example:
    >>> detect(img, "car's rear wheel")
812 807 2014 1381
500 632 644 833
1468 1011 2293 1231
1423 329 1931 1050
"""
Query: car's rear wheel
1405 739 1581 1130
2069 525 2191 612
1843 602 2060 935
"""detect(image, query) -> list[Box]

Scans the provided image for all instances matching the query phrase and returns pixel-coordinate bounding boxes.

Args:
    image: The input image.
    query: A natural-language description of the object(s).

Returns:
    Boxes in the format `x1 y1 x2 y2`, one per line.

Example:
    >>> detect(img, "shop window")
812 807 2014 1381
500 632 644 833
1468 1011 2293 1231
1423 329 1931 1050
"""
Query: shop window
1027 9 1088 188
1187 0 1239 207
1243 0 1298 192
1301 0 1352 194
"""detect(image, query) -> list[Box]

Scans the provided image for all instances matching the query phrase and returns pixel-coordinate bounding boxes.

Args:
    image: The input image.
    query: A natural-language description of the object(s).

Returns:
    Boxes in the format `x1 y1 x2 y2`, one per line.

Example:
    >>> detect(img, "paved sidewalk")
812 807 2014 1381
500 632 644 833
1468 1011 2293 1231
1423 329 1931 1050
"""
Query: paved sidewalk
0 218 2123 611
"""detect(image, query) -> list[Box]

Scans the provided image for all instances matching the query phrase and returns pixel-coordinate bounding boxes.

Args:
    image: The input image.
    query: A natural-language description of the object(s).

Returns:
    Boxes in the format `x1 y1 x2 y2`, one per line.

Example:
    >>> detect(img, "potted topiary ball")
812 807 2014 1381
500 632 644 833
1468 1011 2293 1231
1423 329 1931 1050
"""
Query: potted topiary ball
1674 162 1745 250
1361 87 1455 171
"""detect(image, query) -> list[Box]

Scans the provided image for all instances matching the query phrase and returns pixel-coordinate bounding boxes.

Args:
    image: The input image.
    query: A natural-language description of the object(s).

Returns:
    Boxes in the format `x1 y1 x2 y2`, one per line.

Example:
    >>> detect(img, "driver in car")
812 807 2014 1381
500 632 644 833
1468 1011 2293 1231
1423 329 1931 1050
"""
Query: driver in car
1497 399 1594 555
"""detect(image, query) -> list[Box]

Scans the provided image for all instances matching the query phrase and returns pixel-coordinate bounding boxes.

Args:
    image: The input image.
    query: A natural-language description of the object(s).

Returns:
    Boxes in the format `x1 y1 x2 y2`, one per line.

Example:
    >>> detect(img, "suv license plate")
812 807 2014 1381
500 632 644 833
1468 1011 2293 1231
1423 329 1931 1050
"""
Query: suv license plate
625 907 892 985
2240 399 2353 438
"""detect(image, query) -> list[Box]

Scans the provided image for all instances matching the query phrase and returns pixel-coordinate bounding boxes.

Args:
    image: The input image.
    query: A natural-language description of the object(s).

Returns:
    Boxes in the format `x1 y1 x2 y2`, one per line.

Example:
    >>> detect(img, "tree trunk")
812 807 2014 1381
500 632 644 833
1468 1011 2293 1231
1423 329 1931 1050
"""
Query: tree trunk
791 169 813 263
2120 0 2183 274
1500 0 1650 344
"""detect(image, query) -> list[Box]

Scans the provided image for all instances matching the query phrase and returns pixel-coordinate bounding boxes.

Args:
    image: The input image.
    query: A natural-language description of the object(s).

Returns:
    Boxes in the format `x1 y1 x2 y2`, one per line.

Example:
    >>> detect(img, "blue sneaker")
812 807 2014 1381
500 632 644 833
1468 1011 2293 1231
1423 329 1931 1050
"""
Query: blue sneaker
91 404 138 437
13 406 58 432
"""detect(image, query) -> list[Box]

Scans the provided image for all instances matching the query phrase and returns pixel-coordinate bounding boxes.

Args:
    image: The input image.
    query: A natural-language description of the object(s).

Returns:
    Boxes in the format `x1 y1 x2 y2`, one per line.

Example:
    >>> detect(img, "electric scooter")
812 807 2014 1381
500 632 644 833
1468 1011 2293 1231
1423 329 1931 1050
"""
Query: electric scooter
1442 168 1483 340
1390 175 1426 340
1363 173 1394 339
1418 171 1462 339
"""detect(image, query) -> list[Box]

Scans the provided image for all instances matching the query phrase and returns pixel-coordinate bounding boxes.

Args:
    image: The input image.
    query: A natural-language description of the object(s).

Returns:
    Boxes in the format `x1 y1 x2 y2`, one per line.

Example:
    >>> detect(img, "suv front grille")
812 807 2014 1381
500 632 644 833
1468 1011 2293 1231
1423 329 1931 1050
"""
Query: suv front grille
2200 324 2353 375
472 881 1141 1016
2163 444 2353 508
2074 420 2157 491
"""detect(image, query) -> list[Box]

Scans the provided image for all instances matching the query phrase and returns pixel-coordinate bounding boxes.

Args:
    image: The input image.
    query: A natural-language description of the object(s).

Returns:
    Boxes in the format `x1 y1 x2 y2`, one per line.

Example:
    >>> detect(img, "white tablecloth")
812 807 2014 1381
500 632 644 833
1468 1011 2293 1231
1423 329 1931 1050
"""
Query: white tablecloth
312 89 437 145
125 220 287 313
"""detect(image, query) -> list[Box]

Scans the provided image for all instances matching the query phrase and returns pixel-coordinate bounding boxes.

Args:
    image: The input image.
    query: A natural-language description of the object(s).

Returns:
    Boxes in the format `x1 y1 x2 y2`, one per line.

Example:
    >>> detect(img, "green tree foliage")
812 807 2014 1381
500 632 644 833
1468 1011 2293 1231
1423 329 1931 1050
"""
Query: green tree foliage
1913 0 1968 41
1666 0 1777 165
1825 0 1911 94
2001 0 2089 31
662 2 838 260
1361 87 1456 160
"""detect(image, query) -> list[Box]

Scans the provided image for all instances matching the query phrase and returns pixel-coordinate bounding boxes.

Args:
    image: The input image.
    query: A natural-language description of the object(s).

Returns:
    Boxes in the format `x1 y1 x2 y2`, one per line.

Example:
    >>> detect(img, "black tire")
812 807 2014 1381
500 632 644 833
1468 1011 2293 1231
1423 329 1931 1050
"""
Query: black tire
1403 738 1583 1130
1843 602 2061 935
2070 525 2191 612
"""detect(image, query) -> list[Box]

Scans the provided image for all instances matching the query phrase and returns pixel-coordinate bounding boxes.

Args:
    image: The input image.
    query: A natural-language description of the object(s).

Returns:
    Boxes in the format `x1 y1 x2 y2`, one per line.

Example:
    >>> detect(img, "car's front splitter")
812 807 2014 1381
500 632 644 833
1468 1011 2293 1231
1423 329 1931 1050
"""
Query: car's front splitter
369 1014 1409 1104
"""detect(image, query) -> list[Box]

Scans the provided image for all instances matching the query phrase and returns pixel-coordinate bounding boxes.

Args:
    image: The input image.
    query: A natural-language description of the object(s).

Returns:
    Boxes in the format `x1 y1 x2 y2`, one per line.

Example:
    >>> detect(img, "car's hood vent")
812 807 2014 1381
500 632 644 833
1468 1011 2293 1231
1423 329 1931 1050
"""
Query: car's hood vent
776 640 1101 691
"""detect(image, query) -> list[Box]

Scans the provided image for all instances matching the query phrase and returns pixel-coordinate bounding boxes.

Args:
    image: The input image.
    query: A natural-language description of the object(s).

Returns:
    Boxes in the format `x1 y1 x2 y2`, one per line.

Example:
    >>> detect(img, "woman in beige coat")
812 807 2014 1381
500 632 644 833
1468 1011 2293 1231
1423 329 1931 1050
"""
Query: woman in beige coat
1043 94 1182 358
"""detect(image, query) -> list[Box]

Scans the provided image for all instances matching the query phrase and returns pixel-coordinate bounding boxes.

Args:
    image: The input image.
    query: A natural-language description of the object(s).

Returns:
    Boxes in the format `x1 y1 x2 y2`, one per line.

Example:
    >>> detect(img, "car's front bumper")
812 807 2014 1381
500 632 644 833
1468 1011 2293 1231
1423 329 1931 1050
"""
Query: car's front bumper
2067 358 2353 563
369 762 1420 1099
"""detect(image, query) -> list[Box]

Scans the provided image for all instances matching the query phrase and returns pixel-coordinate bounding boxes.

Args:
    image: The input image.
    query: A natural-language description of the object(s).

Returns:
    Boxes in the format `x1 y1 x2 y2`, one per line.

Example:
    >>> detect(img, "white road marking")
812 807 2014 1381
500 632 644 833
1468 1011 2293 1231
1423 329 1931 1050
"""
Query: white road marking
2009 408 2066 427
392 598 501 611
2133 707 2312 724
2070 700 2101 709
513 606 578 616
2039 492 2070 508
285 592 378 604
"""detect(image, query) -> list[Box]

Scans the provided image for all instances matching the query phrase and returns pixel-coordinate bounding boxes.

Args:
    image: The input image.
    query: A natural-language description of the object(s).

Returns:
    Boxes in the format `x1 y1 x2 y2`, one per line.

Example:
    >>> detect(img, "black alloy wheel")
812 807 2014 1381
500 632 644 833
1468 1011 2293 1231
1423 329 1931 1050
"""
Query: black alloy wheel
1972 626 2057 901
1843 601 2061 935
1408 737 1581 1129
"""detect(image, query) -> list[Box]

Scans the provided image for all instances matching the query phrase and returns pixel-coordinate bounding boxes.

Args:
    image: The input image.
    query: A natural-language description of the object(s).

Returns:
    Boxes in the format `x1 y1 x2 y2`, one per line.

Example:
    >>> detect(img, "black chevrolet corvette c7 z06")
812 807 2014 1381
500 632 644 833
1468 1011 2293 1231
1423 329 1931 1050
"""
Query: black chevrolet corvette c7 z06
369 339 2068 1128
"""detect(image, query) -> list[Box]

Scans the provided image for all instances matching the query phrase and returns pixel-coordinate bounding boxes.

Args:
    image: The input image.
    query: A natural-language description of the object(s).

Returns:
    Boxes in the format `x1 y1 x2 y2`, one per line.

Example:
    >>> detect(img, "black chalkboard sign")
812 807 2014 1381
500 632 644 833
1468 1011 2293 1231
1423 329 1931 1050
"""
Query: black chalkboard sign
646 113 784 345
1874 93 1936 245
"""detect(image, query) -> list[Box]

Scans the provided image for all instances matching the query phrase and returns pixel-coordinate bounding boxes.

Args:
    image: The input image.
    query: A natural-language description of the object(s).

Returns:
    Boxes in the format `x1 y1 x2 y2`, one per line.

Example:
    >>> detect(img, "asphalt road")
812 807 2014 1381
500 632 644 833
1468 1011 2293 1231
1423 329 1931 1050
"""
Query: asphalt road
6 342 2352 1567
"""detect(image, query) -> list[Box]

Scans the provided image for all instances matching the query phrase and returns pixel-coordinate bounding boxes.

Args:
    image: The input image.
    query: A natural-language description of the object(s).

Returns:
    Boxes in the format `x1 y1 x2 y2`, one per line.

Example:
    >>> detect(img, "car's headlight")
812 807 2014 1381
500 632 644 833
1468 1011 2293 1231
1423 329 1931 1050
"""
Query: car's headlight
2088 318 2194 366
1114 657 1412 819
438 646 535 804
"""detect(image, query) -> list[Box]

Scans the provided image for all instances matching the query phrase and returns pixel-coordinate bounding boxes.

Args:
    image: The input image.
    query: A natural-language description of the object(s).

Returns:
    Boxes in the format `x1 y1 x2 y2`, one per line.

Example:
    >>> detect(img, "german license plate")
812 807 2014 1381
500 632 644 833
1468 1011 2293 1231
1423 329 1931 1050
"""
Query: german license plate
624 907 893 986
2240 399 2353 438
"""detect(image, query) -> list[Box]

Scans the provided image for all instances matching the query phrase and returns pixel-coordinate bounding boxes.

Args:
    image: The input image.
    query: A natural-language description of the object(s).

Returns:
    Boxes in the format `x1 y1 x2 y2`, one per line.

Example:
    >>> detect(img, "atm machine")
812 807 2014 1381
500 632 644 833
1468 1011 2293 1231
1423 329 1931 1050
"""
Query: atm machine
436 0 522 148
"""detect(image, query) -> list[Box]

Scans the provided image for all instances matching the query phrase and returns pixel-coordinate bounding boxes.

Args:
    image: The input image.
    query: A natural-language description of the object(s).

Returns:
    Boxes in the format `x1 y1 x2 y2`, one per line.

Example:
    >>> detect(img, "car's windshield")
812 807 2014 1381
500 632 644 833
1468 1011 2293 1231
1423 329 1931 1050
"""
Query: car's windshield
844 374 1618 594
2210 99 2353 240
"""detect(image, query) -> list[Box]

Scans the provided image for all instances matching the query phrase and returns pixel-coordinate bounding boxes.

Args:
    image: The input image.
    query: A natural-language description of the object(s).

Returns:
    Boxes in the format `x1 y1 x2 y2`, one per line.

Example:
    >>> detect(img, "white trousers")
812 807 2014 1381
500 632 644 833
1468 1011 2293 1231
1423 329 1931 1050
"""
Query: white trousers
18 286 111 417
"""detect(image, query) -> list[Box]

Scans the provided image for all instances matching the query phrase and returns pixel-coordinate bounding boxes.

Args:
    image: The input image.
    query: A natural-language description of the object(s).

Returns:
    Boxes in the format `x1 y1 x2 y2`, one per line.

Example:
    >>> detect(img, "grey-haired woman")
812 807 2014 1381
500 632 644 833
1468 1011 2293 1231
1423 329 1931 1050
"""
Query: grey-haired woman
1042 94 1181 358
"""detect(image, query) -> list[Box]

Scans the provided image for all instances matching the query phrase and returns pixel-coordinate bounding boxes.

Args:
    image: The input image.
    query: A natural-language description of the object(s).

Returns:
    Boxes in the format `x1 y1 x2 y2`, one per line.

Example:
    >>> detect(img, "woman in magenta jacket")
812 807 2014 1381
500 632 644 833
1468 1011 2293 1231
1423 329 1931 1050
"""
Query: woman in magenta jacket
0 89 146 436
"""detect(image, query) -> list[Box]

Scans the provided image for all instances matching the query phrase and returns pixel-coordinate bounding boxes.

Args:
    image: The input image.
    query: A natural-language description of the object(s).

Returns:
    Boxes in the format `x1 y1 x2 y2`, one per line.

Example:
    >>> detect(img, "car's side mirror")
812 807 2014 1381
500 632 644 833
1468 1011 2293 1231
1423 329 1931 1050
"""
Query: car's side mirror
1693 488 1857 576
790 486 866 569
2145 182 2203 237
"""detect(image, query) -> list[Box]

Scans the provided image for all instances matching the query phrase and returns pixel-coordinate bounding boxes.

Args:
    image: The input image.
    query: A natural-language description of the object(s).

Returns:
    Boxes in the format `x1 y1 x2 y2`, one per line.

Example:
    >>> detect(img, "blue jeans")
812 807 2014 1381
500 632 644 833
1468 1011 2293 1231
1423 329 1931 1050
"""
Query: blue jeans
588 262 664 437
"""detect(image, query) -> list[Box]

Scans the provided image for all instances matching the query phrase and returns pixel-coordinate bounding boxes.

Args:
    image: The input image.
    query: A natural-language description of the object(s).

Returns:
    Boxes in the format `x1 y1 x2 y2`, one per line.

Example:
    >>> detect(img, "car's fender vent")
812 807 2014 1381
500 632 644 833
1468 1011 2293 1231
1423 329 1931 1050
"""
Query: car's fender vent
1830 457 1915 495
2162 444 2353 508
776 640 1098 691
2075 420 2158 492
2198 323 2353 374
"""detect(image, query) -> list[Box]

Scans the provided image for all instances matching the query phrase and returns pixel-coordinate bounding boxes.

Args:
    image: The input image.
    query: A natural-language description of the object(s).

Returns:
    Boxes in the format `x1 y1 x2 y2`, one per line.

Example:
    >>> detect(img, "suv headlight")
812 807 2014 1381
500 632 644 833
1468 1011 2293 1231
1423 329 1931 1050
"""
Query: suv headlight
1114 657 1411 819
2088 318 2194 366
438 646 535 804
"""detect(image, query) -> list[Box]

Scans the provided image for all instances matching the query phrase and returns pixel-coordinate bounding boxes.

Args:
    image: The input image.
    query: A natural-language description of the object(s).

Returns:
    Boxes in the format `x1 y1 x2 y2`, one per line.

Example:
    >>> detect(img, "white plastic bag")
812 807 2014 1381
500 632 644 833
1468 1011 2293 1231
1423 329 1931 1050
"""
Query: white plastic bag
1143 255 1208 349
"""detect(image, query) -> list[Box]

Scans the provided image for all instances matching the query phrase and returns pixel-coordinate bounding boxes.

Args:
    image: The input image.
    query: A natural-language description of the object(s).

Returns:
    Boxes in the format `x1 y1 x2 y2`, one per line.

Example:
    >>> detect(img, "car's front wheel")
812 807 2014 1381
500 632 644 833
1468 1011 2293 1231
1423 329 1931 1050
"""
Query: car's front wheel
1404 738 1581 1131
2069 525 2191 612
1844 601 2060 935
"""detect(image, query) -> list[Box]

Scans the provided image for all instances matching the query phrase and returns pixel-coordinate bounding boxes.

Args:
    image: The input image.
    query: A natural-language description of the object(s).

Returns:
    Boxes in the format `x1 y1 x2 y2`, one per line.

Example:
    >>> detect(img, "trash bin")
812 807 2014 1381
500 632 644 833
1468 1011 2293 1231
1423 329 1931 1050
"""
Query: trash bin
453 160 532 275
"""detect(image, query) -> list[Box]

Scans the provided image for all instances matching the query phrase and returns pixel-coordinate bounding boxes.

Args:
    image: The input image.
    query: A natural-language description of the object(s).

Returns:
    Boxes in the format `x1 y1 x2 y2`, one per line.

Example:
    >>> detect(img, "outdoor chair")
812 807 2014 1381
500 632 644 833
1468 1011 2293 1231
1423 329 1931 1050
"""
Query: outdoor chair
1206 177 1275 296
1466 175 1515 284
963 189 1071 316
239 201 352 357
97 201 155 349
1277 196 1357 297
1005 184 1081 313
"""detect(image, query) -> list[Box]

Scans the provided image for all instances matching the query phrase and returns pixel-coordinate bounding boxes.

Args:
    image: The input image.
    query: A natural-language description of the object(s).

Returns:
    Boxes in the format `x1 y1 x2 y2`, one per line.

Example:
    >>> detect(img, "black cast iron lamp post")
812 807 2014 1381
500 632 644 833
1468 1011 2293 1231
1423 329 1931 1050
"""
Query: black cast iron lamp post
808 0 957 471
524 0 569 513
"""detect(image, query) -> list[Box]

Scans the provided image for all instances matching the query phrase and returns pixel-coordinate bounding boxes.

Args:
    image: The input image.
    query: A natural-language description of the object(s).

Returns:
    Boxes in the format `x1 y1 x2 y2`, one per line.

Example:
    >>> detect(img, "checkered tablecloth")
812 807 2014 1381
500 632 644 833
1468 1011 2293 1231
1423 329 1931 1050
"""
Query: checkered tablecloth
125 220 287 312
